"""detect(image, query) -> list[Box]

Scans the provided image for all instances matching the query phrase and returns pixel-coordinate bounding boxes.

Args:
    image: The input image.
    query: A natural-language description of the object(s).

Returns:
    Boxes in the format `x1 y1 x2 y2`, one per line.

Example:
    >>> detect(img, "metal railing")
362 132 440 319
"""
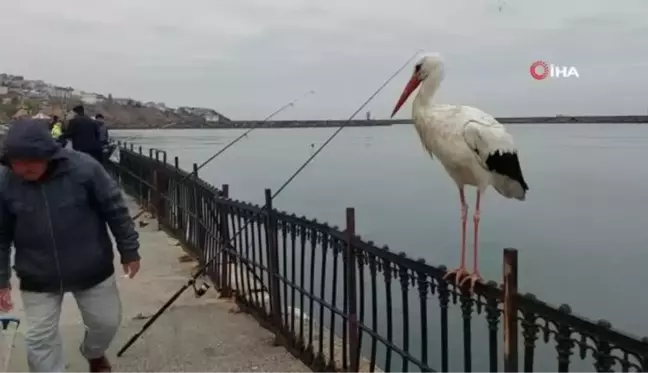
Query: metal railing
108 142 648 372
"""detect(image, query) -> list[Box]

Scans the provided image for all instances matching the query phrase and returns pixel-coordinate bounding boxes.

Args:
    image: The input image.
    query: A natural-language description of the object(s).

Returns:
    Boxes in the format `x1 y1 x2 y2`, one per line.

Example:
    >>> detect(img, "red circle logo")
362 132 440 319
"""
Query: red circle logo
530 60 549 80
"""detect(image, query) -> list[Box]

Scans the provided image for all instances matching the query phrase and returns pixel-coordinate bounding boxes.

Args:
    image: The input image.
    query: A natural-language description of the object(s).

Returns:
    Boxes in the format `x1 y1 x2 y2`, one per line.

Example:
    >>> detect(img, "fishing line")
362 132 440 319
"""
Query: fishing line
130 90 316 220
116 121 179 145
110 122 180 165
117 49 422 357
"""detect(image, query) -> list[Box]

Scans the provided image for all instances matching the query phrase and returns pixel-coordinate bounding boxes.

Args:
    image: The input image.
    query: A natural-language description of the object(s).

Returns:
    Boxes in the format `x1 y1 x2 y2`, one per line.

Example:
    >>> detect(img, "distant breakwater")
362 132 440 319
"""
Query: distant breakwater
116 115 648 129
223 116 648 128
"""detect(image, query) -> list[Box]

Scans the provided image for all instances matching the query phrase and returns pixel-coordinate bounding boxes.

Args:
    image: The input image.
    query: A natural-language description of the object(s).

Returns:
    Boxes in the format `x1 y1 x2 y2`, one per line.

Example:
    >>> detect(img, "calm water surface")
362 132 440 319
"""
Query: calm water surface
114 123 648 337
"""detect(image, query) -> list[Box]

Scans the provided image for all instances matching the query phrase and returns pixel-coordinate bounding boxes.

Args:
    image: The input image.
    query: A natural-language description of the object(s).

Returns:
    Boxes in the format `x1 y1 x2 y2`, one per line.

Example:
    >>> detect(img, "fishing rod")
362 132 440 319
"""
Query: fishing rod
109 122 179 165
116 50 422 357
117 121 178 144
130 90 316 220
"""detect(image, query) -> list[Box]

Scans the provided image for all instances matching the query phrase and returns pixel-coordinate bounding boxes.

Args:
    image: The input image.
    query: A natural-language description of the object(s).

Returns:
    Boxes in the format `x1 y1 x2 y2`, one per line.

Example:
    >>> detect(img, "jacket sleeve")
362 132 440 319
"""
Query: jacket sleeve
86 158 140 263
0 183 14 288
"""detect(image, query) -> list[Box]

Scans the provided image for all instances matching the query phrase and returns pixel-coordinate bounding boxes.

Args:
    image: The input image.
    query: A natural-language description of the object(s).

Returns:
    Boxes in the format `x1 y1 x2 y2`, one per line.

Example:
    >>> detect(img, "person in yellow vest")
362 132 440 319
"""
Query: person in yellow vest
50 115 65 145
50 116 62 137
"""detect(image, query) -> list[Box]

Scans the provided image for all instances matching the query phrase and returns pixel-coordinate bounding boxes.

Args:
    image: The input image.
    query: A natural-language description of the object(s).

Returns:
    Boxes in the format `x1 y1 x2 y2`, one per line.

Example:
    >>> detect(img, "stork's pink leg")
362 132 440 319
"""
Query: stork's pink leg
461 190 484 293
443 187 470 285
472 190 481 275
459 188 468 269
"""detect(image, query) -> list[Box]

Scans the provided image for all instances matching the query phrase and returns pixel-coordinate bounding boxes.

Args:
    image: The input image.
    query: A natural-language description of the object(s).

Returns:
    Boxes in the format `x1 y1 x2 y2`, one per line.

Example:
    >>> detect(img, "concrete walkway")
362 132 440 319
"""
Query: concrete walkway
5 196 309 372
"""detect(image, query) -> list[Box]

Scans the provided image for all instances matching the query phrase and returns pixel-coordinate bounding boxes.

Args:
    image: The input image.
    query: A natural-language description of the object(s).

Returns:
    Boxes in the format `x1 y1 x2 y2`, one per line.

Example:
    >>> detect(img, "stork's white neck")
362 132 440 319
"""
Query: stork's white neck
413 74 442 115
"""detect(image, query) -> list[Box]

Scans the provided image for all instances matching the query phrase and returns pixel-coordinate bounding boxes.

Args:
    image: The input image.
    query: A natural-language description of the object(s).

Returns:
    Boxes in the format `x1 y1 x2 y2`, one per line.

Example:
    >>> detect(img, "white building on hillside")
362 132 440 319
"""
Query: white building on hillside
81 93 100 104
205 113 222 122
177 106 227 123
46 86 70 99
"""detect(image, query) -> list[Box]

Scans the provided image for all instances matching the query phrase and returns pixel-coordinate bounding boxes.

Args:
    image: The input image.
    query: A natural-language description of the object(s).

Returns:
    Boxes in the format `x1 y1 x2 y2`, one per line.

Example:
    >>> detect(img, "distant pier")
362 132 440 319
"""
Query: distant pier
212 115 648 129
109 115 648 130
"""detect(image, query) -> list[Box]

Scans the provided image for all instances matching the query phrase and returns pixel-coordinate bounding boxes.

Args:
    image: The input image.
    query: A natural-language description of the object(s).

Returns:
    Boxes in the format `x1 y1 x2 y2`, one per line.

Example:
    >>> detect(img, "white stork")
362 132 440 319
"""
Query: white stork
391 53 529 291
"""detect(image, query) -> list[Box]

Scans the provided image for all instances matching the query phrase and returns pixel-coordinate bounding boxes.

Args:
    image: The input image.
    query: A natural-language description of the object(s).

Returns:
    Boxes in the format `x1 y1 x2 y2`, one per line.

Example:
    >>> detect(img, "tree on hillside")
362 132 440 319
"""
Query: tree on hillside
0 103 14 122
23 99 40 114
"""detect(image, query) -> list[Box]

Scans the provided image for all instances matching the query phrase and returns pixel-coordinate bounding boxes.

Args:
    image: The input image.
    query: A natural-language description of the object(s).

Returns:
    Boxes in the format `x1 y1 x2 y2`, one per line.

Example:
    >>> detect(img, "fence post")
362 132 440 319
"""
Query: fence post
187 163 198 252
173 157 181 232
151 166 160 227
136 146 143 206
345 207 360 372
154 164 168 230
503 248 519 372
193 164 206 256
218 184 231 297
173 156 182 233
264 189 283 342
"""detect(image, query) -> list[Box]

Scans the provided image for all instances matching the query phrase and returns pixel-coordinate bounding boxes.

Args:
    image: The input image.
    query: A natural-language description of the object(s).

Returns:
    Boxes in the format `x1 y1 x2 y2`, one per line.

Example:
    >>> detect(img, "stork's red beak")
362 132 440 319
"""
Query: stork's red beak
391 74 422 118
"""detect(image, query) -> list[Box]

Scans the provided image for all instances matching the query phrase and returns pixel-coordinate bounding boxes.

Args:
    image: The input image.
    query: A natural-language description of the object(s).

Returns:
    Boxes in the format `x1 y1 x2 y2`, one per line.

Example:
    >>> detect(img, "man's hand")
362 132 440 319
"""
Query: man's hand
0 288 12 312
122 260 140 279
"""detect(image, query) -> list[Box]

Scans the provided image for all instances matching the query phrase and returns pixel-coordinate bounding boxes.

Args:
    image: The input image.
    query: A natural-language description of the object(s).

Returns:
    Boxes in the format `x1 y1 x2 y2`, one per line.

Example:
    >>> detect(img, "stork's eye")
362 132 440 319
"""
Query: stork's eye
414 63 422 73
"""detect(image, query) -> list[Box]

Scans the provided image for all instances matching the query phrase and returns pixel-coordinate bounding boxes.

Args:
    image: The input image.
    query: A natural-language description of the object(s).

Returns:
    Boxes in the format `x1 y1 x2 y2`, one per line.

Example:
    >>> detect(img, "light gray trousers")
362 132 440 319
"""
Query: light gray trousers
20 275 122 372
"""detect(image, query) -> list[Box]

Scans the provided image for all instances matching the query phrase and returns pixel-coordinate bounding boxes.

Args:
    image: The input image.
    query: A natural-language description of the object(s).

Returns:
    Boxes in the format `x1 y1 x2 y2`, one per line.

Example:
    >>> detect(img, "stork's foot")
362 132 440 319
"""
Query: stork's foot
459 272 483 294
443 267 470 287
443 268 483 294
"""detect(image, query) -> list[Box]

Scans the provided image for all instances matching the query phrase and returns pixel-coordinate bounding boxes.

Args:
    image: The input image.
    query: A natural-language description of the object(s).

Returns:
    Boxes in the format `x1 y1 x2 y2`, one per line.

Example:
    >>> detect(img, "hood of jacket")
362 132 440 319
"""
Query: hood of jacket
1 119 61 163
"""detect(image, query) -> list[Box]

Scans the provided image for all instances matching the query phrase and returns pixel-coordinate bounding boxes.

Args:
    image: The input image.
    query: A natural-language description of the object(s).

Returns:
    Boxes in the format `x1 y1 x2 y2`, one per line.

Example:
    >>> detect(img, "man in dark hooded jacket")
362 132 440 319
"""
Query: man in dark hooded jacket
0 119 140 372
60 105 103 162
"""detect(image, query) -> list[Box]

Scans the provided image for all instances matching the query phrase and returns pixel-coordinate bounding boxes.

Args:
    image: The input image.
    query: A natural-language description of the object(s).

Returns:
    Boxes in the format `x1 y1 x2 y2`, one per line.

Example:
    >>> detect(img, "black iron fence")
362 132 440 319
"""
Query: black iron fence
108 142 648 372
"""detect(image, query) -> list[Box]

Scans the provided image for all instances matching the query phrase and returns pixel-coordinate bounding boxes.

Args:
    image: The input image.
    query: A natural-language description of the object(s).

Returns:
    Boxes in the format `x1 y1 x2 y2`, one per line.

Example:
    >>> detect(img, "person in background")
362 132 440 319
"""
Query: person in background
60 105 102 163
48 116 57 131
95 114 109 147
94 114 114 164
0 119 141 372
49 115 64 144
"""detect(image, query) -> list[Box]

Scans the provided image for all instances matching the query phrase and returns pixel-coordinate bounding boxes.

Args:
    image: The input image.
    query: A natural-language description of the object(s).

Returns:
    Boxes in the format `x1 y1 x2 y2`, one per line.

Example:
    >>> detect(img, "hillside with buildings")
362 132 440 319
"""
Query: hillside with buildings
0 73 230 128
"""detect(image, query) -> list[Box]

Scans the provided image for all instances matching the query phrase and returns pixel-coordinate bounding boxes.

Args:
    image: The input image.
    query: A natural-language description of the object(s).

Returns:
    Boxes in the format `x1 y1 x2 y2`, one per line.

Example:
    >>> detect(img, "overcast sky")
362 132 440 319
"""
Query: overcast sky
1 0 647 119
